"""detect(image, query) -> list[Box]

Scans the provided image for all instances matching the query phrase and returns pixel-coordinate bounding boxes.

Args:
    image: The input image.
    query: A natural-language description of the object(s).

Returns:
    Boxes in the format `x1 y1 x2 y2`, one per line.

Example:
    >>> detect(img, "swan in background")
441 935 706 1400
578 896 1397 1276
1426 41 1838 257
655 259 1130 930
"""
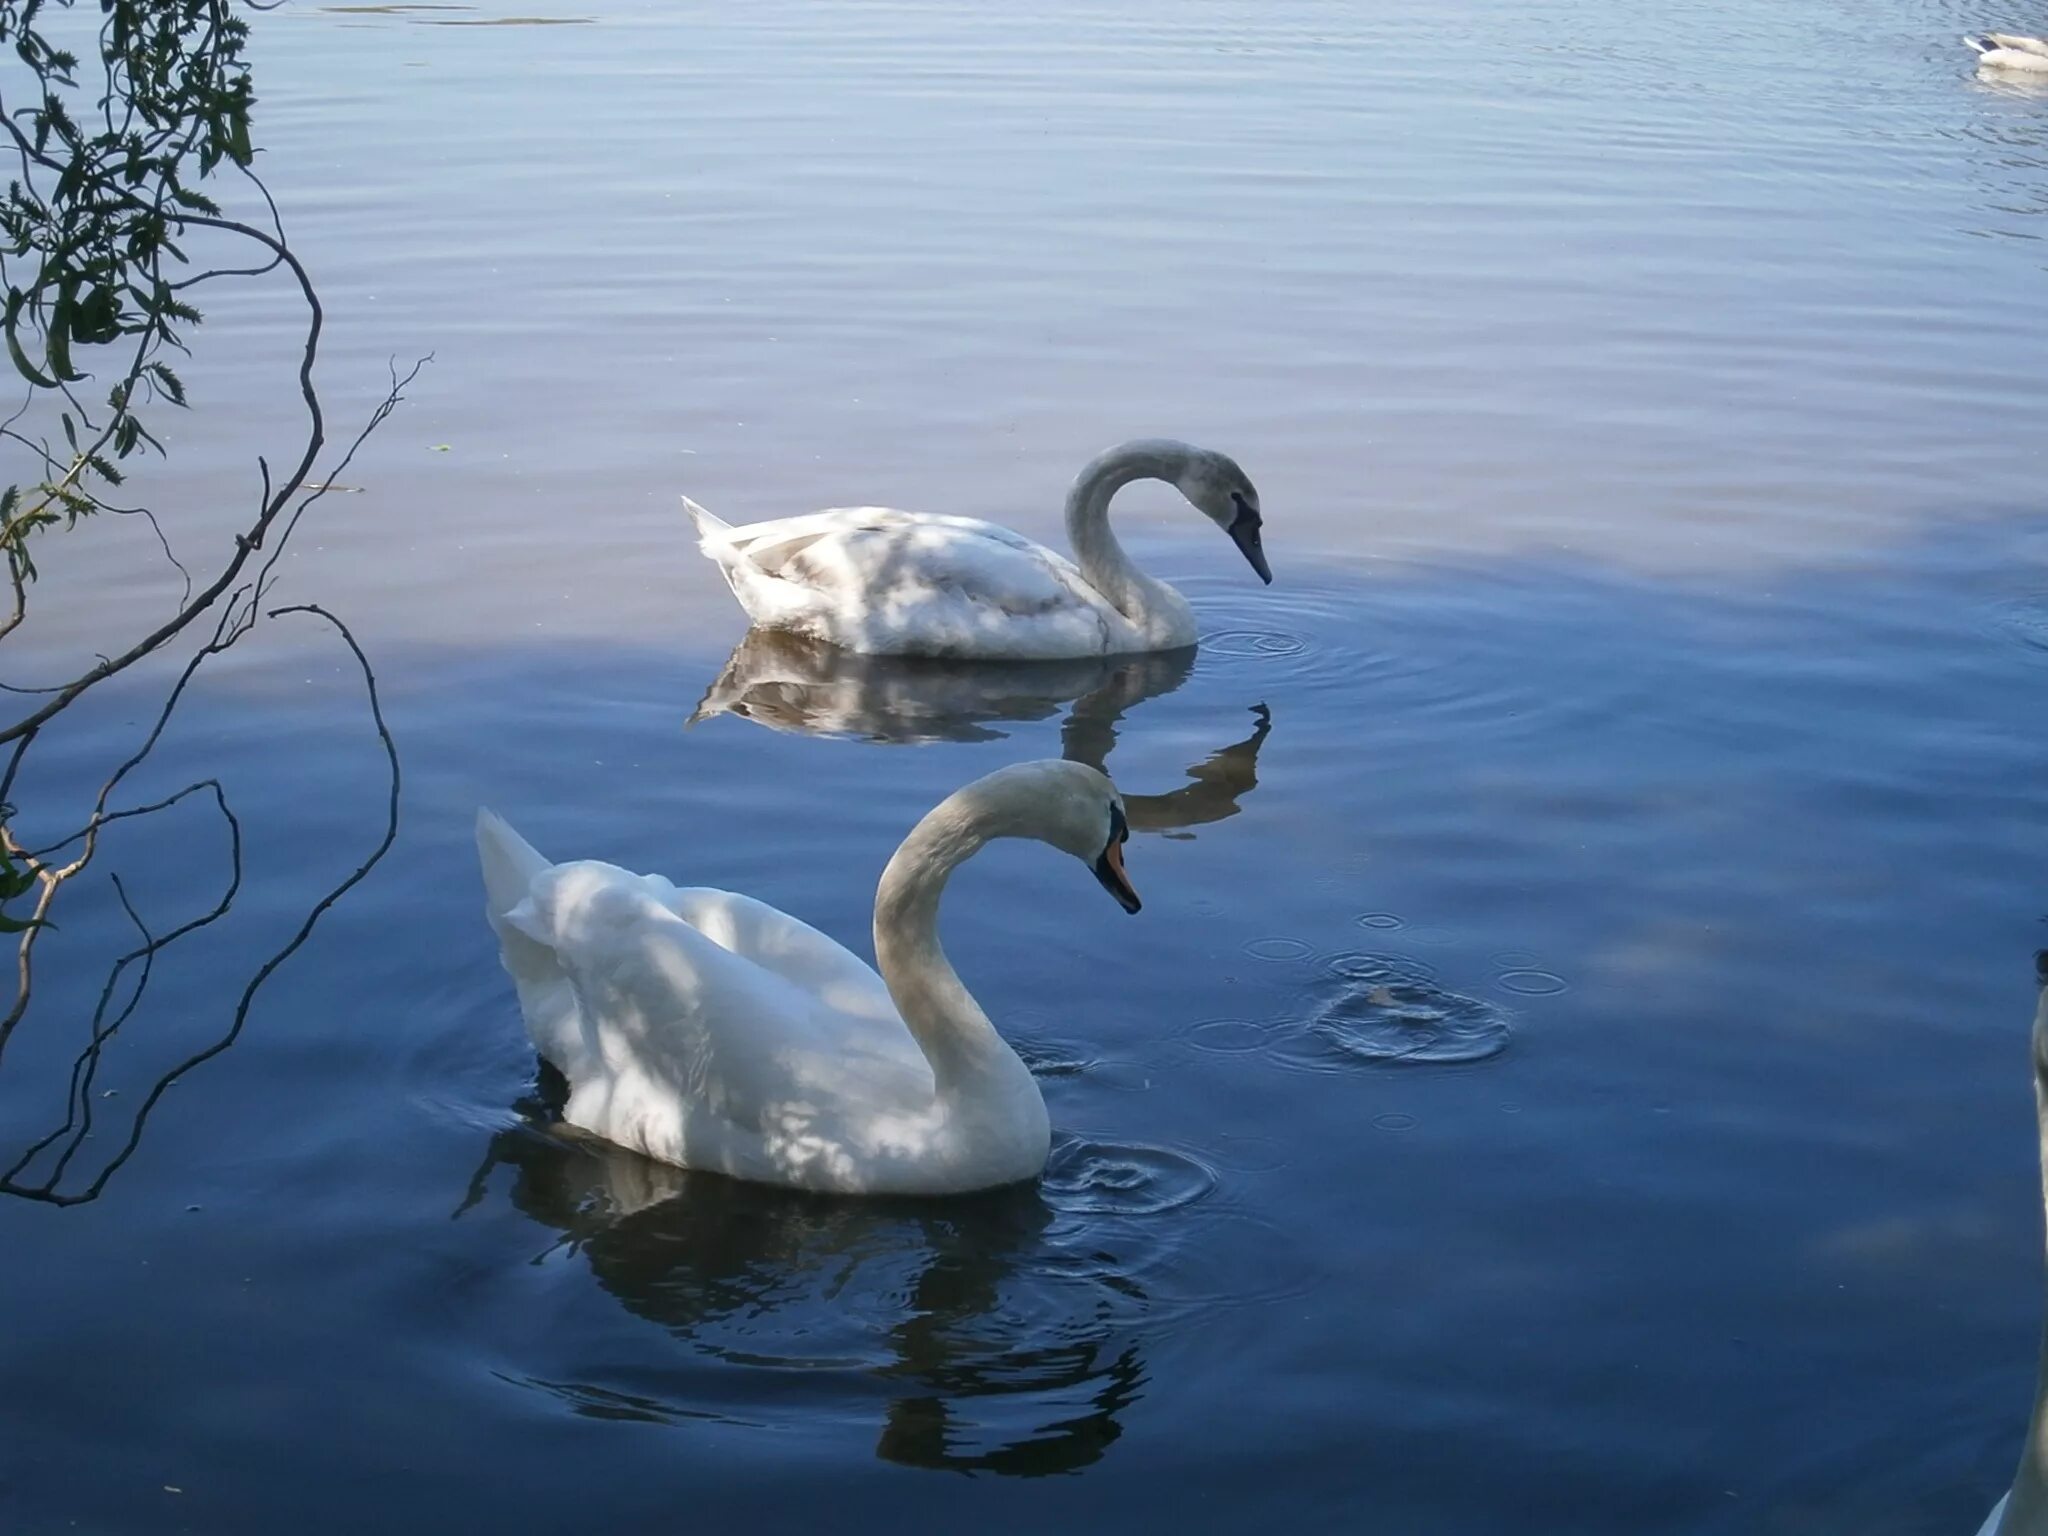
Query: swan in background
1977 949 2048 1536
1967 34 2048 72
475 761 1143 1196
682 439 1269 659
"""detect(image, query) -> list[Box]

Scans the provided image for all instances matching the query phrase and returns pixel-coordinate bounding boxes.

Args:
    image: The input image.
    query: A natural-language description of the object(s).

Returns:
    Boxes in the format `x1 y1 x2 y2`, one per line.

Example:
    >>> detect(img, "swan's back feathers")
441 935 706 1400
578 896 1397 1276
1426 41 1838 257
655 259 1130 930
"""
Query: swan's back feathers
498 862 788 1091
492 856 900 1068
1967 33 2048 68
661 884 898 1018
487 858 938 1181
692 507 1129 658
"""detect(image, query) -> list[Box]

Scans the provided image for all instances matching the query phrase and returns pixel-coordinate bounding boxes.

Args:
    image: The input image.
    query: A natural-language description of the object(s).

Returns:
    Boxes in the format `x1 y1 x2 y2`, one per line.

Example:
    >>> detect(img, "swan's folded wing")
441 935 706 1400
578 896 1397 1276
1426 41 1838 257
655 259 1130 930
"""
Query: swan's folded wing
513 863 931 1169
656 882 898 1022
518 863 889 1105
508 864 778 1076
730 511 1094 613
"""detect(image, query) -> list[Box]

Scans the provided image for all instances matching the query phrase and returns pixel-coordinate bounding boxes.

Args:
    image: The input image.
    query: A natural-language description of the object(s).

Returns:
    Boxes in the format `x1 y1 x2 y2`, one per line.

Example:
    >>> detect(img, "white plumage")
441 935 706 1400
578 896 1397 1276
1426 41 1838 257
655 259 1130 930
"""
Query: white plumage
1967 33 2048 72
475 761 1144 1197
683 438 1269 660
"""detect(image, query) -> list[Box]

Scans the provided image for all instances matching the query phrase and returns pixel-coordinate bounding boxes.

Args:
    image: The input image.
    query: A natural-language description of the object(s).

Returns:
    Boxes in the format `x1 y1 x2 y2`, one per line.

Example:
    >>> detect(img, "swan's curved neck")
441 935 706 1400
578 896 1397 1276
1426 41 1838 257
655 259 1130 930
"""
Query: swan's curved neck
2004 994 2048 1532
872 794 1022 1094
1064 441 1190 629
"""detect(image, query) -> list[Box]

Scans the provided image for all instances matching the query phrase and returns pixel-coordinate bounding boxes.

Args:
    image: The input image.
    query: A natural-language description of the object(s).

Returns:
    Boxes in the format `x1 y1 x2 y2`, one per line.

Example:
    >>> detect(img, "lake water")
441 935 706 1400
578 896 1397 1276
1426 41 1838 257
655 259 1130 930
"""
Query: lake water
3 1 2048 1530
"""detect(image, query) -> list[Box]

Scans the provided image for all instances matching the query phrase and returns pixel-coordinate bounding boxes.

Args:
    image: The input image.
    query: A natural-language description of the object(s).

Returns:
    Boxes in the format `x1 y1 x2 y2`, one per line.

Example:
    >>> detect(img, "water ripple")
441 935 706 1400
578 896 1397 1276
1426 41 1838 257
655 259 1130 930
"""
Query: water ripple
1314 980 1512 1066
1989 594 2048 653
1040 1137 1219 1216
1270 974 1514 1072
1014 1035 1097 1078
1242 935 1316 962
1324 950 1440 986
1185 1017 1275 1054
1200 627 1309 659
1497 969 1569 997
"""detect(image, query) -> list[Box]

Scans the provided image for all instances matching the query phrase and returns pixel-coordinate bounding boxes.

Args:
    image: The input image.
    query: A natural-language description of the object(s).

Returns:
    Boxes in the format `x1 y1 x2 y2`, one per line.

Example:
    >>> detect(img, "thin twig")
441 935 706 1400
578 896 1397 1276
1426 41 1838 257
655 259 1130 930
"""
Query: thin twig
0 604 400 1205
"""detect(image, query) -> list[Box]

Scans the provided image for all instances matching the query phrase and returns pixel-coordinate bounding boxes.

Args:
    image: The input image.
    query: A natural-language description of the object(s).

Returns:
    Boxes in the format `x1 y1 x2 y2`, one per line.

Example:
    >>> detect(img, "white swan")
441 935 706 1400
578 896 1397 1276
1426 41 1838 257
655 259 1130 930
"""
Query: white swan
1976 950 2048 1536
681 439 1269 660
475 760 1143 1196
1967 33 2048 72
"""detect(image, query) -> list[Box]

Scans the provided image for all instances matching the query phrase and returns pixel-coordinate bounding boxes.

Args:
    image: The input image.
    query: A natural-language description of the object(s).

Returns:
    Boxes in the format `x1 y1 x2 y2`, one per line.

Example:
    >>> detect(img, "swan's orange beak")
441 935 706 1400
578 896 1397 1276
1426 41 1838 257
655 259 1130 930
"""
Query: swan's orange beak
1092 831 1141 914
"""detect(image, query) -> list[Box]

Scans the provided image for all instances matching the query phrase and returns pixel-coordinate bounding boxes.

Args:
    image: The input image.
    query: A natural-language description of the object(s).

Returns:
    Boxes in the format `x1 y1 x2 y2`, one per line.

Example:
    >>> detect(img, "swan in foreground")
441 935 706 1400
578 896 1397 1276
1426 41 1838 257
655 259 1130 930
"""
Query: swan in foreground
476 761 1143 1196
682 439 1269 659
1976 950 2048 1536
1967 33 2048 72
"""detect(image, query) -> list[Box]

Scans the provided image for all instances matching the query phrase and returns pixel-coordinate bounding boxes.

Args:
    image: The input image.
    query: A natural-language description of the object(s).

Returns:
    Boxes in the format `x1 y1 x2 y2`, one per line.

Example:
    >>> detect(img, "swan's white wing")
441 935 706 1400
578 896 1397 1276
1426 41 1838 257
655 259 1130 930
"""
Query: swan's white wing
1987 32 2048 56
503 862 930 1177
718 508 1028 565
654 881 898 1023
708 508 1126 658
732 509 1086 607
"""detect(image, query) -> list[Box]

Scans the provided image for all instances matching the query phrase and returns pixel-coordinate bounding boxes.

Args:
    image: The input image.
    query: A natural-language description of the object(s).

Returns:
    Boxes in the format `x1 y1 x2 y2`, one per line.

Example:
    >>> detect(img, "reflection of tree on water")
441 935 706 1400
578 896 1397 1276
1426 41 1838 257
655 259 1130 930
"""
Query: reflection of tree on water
459 1075 1146 1476
689 629 1270 835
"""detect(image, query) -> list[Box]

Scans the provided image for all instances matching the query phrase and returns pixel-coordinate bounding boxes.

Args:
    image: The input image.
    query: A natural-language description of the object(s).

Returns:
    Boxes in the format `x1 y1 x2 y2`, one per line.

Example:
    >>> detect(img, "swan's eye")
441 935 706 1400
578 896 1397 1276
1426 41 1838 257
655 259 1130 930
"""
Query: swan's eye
1108 802 1129 847
1230 491 1260 528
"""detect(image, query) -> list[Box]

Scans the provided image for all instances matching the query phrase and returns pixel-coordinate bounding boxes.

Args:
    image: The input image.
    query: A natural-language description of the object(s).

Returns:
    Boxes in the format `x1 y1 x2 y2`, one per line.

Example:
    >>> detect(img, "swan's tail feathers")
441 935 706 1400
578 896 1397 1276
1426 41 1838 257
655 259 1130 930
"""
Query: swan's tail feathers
681 495 749 601
477 807 569 1020
681 496 732 544
476 807 550 920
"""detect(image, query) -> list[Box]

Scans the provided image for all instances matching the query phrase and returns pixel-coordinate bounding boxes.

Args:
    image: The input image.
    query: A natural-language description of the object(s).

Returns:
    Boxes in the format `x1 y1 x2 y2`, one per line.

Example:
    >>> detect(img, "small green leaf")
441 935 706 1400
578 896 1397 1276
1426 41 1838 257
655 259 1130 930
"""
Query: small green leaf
4 291 56 390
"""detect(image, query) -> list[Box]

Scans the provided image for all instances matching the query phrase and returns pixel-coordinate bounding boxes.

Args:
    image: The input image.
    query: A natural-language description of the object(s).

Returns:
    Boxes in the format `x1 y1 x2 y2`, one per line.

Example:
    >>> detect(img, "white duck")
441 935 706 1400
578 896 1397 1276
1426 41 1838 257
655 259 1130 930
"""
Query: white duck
681 439 1270 660
1967 33 2048 72
1976 950 2048 1536
475 760 1143 1197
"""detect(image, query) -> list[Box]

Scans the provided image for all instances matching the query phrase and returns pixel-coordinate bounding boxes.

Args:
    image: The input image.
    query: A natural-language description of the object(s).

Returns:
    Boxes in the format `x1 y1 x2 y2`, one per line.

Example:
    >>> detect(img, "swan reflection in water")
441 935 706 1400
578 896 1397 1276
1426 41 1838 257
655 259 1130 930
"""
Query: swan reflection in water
459 1079 1147 1476
689 629 1270 835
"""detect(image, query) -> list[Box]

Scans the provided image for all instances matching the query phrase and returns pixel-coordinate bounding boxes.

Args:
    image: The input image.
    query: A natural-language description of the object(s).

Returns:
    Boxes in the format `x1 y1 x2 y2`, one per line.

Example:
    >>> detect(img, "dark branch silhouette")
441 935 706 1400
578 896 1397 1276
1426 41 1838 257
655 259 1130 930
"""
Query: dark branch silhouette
0 4 421 1202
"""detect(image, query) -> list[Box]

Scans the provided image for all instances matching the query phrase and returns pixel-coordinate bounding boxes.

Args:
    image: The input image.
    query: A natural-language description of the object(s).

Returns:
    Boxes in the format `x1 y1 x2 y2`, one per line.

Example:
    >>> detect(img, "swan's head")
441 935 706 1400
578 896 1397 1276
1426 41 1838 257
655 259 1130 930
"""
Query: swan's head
967 760 1141 914
1175 448 1270 587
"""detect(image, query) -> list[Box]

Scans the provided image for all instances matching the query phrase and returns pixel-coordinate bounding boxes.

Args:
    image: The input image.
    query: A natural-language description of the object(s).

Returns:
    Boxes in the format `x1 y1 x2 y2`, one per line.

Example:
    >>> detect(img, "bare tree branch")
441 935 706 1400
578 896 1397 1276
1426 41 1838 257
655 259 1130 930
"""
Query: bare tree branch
0 604 399 1205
